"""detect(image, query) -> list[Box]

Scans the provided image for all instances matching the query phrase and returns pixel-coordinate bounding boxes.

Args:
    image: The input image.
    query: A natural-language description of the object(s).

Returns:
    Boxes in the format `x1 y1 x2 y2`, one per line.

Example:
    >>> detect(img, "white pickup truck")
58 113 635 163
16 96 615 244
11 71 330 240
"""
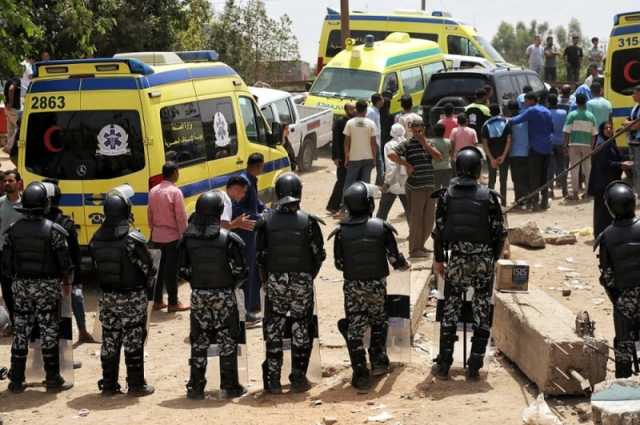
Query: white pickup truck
250 87 333 171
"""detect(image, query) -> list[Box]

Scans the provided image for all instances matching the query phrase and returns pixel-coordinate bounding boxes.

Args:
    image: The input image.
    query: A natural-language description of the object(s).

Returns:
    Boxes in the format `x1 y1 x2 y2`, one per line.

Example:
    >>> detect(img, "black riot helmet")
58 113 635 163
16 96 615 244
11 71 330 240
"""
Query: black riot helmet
275 172 302 206
103 193 132 226
343 181 375 217
455 146 483 179
42 178 62 207
604 181 636 220
18 181 50 215
195 191 224 220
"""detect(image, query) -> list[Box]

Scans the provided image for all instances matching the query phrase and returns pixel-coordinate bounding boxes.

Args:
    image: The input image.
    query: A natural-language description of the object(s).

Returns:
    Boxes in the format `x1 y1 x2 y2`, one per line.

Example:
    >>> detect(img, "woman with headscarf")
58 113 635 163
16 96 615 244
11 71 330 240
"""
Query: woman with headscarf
376 123 409 223
588 121 633 237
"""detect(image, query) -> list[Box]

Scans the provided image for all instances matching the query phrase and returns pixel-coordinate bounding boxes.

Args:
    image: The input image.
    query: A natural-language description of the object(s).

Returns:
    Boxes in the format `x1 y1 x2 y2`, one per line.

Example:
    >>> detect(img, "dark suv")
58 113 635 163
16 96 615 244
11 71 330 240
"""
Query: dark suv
420 68 547 126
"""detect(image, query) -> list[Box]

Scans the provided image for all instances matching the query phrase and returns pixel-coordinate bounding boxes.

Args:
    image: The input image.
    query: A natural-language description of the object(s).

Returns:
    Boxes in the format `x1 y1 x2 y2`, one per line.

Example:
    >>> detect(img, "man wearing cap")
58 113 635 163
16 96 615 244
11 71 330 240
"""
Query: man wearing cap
388 117 443 258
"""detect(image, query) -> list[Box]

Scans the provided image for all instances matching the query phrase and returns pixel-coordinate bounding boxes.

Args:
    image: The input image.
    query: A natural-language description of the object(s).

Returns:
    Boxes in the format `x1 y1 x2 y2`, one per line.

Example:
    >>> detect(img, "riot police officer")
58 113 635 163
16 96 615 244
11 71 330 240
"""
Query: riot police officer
178 191 248 400
89 188 155 397
3 181 73 393
431 146 507 380
256 173 326 394
597 181 640 378
331 182 409 392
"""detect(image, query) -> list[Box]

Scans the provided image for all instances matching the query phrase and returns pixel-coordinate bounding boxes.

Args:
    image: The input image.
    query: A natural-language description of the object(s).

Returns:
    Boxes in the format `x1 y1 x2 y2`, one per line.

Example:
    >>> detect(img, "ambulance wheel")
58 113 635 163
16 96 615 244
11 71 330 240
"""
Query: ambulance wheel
298 137 316 172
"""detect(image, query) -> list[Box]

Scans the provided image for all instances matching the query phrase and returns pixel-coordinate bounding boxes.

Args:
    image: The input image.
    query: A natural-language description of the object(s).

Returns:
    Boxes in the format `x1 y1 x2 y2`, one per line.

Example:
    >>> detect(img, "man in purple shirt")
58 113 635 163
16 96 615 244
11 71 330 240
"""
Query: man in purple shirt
510 93 554 210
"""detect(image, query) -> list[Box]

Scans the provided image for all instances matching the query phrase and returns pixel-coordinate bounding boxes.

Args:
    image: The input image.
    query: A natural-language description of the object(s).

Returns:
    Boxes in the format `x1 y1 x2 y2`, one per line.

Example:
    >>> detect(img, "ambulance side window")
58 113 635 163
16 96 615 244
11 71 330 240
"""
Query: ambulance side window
160 102 207 167
199 97 239 160
239 96 268 145
400 67 424 94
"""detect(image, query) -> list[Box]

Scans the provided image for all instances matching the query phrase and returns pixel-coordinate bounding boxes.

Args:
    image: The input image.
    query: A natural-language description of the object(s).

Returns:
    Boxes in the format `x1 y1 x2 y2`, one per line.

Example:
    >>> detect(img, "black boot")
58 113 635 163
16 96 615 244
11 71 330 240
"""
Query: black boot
186 360 207 400
262 350 283 395
614 337 635 379
98 351 122 396
615 361 633 379
289 347 312 393
8 349 27 394
432 326 457 380
369 323 390 377
125 351 154 397
220 352 246 399
466 329 490 380
348 348 371 392
43 348 73 392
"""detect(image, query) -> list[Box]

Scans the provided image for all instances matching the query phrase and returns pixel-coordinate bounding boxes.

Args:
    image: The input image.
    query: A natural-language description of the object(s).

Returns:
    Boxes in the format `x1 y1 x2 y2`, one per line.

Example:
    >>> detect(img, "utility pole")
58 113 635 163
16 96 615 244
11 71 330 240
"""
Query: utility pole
341 0 350 47
421 0 426 11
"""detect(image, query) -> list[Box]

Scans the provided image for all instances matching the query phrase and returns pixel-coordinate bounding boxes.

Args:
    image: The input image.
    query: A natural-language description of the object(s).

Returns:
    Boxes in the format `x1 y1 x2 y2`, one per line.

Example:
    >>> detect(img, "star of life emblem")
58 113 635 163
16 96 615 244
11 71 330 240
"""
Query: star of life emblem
96 124 130 156
214 112 231 147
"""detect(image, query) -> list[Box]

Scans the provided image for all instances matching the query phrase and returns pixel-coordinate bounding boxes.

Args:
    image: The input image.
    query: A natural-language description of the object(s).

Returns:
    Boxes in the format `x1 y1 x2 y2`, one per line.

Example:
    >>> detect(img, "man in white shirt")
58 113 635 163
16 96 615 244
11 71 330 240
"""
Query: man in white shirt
367 93 384 186
20 58 34 108
343 99 378 195
526 35 545 77
220 176 255 231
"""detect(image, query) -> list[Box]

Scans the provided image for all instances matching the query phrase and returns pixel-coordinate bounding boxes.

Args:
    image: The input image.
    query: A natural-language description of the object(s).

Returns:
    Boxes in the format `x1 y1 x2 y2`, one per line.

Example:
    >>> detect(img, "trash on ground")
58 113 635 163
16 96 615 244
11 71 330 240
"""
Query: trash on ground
521 395 563 425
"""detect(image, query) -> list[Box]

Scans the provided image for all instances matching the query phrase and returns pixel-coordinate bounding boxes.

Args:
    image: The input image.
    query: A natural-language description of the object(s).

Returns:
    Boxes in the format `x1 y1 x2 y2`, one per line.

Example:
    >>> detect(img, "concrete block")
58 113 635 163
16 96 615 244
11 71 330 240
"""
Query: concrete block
410 266 432 337
592 379 640 424
493 288 609 396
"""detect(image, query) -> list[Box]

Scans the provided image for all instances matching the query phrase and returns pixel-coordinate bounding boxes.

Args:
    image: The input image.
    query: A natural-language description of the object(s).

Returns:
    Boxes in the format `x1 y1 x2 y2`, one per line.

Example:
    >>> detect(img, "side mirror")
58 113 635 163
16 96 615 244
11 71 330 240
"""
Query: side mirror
305 82 312 92
269 122 283 146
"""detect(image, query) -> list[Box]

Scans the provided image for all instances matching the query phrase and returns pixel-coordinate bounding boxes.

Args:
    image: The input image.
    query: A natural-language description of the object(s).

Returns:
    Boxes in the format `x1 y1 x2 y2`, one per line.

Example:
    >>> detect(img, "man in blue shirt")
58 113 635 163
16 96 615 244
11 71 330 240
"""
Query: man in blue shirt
624 86 640 143
511 93 554 210
548 95 569 198
232 153 266 325
508 101 530 208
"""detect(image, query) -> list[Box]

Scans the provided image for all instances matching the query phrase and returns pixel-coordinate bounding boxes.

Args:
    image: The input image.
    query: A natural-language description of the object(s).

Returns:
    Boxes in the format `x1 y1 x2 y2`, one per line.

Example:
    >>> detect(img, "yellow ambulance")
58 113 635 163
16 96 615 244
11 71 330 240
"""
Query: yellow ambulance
316 9 506 74
604 10 640 144
305 32 446 116
19 51 290 245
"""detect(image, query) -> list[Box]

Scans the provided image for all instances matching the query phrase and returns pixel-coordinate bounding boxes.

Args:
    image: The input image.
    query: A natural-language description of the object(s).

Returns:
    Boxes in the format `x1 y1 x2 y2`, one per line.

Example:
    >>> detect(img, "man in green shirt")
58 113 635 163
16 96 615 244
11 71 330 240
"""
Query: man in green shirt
465 88 491 134
586 82 612 127
430 123 454 189
563 93 598 200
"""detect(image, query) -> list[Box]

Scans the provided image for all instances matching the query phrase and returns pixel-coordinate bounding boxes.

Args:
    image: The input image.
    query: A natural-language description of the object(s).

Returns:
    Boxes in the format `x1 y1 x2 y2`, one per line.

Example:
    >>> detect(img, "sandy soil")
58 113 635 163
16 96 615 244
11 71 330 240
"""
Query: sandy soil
0 153 613 424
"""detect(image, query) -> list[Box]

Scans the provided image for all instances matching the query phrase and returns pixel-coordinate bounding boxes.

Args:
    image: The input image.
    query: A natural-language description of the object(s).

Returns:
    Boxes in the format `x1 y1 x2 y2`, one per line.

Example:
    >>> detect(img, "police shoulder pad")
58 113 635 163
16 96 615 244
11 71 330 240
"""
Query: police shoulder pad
430 188 447 199
51 221 69 238
128 230 147 244
308 213 326 226
594 231 605 252
228 230 246 248
327 227 341 240
382 220 399 235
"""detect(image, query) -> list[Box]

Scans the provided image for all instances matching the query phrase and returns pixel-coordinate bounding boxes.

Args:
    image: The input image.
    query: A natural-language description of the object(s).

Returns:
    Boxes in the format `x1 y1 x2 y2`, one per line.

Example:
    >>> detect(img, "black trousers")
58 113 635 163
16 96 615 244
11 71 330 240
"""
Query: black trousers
326 165 346 212
593 191 612 238
154 240 179 305
488 158 509 206
549 145 569 197
1 275 14 323
528 151 550 207
509 157 530 205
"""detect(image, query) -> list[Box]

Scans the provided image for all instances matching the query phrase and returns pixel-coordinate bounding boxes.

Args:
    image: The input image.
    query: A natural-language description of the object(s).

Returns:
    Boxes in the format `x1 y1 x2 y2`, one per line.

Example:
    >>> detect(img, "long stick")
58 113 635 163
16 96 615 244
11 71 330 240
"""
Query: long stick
504 118 640 214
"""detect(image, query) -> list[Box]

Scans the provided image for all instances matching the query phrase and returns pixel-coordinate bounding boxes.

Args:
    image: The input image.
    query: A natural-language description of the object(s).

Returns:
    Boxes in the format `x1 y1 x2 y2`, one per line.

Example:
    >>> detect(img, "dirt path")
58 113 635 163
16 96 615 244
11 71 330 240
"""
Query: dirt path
0 154 608 424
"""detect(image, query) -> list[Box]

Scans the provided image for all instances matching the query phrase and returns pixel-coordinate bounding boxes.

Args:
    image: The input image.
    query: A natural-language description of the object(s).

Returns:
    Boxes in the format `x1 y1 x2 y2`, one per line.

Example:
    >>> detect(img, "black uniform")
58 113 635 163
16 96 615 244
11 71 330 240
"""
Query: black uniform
598 217 640 378
256 204 326 391
89 217 155 395
178 217 248 398
3 212 72 391
432 176 506 377
332 214 408 388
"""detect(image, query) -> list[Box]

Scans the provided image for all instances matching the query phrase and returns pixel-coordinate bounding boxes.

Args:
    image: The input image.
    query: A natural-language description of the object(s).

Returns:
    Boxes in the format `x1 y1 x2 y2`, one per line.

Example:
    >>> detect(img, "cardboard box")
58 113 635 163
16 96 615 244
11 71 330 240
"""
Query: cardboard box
496 259 529 292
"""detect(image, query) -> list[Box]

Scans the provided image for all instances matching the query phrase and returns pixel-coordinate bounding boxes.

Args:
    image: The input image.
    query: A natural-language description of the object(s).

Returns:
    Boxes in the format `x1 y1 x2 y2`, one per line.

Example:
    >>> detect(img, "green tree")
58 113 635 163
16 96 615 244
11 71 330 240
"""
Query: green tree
0 0 42 77
175 0 212 51
210 0 251 76
492 22 517 63
555 25 568 48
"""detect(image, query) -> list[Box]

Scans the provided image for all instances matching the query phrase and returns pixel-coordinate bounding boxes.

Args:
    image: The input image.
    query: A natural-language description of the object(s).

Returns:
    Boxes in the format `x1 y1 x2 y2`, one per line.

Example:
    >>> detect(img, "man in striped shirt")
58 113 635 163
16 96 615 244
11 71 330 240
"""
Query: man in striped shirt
564 93 598 200
389 117 442 258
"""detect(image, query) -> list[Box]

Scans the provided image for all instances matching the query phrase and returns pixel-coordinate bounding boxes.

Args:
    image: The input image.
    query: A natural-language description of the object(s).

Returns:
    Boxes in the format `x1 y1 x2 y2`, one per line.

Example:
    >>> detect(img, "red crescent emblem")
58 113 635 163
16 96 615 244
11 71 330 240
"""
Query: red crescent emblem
44 125 63 153
624 60 640 84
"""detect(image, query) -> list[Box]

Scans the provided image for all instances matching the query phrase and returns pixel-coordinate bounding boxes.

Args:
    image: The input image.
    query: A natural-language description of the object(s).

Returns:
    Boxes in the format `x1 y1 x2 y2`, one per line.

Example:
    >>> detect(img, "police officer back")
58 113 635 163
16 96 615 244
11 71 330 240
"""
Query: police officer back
89 188 155 396
431 146 507 380
331 182 410 392
256 172 326 394
178 191 248 400
3 181 73 393
597 181 640 378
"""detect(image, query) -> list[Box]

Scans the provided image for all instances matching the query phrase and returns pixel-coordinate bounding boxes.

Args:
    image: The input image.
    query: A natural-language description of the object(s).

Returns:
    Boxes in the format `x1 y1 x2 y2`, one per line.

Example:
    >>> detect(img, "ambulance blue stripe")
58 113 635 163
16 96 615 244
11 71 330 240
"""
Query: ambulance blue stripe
613 107 633 117
386 47 442 66
81 77 139 90
325 14 458 26
611 24 640 36
30 79 81 93
56 157 290 207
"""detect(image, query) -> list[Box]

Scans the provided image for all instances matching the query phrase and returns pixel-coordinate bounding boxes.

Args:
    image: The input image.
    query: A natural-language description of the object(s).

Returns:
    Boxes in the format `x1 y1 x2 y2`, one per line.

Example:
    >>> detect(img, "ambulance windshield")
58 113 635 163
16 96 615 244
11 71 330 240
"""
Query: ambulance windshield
310 68 381 99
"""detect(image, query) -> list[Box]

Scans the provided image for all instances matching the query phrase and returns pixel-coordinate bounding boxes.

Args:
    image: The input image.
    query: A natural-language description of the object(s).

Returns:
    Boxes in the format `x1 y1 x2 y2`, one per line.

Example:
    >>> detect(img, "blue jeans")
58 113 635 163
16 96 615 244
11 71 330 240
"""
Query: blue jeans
343 159 374 196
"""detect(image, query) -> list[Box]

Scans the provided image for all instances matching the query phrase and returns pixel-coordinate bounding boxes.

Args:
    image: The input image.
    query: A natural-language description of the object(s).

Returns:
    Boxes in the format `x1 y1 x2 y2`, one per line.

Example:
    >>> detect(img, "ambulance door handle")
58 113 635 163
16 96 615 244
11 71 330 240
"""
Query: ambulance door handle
236 158 244 165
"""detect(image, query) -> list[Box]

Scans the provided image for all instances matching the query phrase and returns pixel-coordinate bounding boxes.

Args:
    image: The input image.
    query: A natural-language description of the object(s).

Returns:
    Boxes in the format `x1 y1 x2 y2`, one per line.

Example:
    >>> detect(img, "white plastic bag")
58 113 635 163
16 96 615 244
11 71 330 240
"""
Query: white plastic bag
522 394 563 425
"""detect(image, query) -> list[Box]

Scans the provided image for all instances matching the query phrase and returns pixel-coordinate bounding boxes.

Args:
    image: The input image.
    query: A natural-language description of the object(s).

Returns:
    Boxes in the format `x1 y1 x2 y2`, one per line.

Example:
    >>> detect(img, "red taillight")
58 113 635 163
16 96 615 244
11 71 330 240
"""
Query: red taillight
148 174 163 190
316 57 324 75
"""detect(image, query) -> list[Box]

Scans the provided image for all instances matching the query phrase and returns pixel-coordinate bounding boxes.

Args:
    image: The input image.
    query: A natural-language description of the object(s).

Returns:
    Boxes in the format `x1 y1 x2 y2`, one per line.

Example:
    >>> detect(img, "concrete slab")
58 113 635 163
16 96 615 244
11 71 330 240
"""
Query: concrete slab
592 379 640 424
493 288 609 395
409 260 432 337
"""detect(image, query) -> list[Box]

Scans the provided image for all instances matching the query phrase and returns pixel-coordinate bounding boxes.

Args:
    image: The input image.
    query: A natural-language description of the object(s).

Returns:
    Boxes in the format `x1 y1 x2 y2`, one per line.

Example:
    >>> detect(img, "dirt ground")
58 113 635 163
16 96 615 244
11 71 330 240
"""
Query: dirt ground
0 153 616 424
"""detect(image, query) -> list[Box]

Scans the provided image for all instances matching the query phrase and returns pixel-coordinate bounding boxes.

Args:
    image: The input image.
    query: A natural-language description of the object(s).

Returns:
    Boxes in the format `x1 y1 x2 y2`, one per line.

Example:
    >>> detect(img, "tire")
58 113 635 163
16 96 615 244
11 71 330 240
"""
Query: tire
298 137 316 172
